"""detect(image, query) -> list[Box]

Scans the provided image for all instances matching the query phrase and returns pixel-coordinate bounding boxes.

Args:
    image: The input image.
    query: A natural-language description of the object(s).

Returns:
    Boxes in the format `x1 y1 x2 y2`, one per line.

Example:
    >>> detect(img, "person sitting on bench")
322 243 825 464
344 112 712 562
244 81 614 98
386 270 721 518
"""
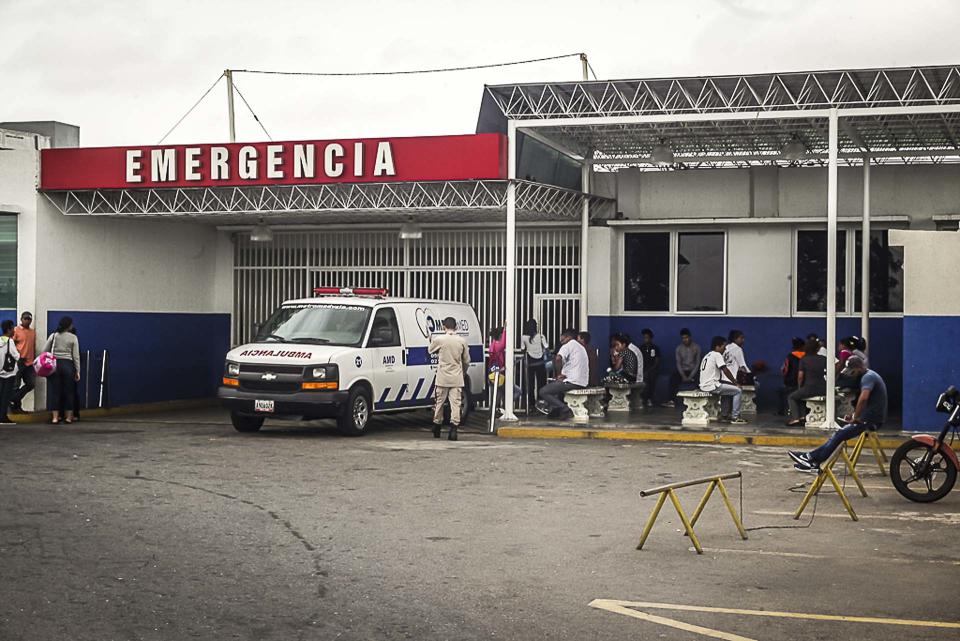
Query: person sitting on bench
788 356 887 472
699 336 747 425
537 328 589 419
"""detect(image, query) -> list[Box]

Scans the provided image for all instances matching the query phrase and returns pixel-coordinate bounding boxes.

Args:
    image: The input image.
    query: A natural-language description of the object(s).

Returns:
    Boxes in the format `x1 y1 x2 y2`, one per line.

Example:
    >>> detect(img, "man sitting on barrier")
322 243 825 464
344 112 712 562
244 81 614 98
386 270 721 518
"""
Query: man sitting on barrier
699 336 747 425
789 356 888 472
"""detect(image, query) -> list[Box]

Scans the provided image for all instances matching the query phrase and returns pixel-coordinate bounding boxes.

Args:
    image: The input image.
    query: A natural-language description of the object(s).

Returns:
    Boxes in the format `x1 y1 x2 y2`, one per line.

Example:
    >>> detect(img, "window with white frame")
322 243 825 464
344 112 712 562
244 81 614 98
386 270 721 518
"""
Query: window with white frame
623 231 726 313
794 228 903 314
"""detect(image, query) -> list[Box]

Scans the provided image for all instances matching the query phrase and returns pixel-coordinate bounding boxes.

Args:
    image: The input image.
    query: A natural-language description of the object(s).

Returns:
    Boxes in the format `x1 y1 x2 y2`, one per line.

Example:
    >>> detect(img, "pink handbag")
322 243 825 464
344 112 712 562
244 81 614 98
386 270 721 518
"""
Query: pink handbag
34 351 56 377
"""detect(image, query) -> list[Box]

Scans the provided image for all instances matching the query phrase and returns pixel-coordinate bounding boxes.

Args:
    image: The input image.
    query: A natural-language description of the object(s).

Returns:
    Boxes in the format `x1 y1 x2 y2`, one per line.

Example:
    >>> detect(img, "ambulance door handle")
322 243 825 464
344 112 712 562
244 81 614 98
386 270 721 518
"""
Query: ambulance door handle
402 348 408 365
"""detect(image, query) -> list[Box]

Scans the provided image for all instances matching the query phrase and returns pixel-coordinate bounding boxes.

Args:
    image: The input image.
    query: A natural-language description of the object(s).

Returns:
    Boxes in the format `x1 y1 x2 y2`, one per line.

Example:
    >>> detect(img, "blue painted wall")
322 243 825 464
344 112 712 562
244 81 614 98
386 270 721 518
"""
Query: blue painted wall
589 315 903 416
902 316 960 431
45 311 231 407
0 310 17 324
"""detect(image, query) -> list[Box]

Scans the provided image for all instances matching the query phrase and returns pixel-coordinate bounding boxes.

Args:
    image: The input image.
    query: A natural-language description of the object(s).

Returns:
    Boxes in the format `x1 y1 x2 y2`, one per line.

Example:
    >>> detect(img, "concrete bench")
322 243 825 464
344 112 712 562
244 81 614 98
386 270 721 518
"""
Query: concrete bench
740 385 757 415
677 390 721 428
802 393 847 429
564 387 606 423
605 381 646 412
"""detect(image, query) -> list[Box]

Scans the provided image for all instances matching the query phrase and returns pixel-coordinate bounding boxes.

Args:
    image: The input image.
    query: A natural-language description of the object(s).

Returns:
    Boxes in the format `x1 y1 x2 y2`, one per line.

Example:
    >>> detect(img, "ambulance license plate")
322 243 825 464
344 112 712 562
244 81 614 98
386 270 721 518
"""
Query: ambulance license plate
254 400 275 413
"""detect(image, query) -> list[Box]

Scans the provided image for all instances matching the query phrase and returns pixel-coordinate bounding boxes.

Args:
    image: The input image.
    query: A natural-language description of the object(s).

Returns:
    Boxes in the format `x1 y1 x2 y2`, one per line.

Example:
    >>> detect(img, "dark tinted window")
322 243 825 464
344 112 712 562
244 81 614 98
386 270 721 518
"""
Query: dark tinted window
854 230 904 313
368 307 401 348
677 232 725 312
797 230 846 313
624 233 670 311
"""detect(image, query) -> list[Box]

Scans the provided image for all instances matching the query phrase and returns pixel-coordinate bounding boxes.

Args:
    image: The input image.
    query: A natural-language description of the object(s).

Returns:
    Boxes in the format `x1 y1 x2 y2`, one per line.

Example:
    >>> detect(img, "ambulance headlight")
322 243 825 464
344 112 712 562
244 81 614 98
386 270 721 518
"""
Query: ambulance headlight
305 364 338 381
226 362 240 377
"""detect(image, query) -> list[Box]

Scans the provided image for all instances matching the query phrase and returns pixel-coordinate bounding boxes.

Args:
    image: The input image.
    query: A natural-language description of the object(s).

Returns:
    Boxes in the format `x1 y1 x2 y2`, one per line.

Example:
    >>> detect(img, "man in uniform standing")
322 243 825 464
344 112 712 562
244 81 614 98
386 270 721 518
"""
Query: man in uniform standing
428 316 471 441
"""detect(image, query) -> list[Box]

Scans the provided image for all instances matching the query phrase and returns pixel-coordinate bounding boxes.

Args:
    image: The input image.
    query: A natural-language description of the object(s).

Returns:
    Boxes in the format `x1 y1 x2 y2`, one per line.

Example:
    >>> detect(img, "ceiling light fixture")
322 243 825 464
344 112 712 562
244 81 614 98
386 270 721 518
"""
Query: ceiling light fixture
650 139 675 165
250 218 273 242
399 216 423 240
781 135 807 161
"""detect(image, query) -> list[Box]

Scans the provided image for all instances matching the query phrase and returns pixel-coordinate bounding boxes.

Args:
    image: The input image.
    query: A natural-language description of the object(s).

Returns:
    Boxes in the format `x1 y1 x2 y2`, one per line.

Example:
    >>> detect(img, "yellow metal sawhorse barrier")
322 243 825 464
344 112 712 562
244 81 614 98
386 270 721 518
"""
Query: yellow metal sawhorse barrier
637 472 748 555
793 439 868 522
849 428 888 475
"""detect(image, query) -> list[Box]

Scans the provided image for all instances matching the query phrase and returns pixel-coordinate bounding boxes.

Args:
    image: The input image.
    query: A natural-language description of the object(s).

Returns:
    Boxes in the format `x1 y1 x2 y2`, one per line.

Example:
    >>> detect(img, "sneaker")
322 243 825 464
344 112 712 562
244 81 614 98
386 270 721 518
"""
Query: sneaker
660 401 675 408
787 450 809 466
793 461 819 473
729 417 749 425
535 400 550 416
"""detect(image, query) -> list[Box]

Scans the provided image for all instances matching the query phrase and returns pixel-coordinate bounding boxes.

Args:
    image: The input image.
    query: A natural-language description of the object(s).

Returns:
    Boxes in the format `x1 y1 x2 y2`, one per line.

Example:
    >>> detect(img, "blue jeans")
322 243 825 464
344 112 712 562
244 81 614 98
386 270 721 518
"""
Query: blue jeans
714 383 742 418
807 421 879 465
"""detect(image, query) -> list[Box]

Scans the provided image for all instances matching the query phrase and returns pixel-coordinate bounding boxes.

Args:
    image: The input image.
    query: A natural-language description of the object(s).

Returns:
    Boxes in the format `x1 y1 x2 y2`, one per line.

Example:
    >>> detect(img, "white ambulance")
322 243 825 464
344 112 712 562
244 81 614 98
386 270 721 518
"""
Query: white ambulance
218 288 486 435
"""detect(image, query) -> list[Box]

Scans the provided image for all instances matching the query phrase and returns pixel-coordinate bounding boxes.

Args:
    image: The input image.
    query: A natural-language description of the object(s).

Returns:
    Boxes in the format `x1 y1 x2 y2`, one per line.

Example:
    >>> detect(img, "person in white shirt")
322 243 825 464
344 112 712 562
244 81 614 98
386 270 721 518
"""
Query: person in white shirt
723 330 751 383
626 336 644 373
699 335 747 424
536 328 588 419
0 319 21 424
521 318 550 410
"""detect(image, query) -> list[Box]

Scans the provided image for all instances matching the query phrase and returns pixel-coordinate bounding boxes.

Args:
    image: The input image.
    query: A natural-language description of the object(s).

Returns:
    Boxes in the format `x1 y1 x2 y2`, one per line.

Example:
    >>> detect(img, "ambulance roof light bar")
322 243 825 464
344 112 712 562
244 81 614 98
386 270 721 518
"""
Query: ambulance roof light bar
313 287 390 298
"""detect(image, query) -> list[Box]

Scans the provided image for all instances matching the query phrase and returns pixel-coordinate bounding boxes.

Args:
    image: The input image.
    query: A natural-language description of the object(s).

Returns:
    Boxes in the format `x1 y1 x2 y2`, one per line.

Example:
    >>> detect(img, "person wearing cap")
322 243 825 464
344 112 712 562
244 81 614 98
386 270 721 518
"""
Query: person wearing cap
10 311 37 413
788 356 887 472
428 316 471 441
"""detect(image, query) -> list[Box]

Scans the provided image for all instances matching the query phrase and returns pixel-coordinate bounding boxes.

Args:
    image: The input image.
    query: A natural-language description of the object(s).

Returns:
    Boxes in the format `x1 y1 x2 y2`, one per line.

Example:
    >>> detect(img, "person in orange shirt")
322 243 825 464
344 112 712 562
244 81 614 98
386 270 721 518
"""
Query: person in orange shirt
11 311 37 413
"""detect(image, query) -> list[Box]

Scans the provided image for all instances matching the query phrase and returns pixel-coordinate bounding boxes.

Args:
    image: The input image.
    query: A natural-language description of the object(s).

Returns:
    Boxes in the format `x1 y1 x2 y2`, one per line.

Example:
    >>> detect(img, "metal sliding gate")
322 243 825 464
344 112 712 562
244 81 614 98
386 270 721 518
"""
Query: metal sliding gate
233 227 581 346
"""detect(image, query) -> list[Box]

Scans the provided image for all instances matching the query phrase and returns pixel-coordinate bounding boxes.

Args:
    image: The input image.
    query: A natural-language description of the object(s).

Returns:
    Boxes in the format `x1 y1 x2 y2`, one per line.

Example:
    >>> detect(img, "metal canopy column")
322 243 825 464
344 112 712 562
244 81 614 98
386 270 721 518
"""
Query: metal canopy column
861 156 871 351
580 158 590 329
826 109 839 426
502 121 518 423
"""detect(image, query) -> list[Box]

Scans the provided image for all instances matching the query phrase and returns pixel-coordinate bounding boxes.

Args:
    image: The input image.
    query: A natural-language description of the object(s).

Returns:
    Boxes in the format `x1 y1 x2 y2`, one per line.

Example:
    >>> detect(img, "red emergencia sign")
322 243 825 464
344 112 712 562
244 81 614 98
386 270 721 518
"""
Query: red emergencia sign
40 133 507 190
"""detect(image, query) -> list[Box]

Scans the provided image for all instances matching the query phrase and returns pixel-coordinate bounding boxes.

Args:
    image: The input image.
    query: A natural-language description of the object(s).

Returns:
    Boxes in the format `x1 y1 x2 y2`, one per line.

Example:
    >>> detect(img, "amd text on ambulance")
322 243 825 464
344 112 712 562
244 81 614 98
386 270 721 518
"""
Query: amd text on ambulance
39 134 507 190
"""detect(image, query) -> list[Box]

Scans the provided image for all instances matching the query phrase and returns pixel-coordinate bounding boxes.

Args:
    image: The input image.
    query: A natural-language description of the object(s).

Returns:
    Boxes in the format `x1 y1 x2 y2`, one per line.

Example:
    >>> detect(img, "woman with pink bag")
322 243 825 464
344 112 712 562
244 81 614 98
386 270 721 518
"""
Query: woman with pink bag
41 316 81 425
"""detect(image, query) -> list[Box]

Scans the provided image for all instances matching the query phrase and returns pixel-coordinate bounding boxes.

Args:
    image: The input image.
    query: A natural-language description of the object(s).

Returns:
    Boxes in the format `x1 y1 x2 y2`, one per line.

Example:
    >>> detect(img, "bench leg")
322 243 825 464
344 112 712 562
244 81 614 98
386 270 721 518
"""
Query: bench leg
584 395 605 418
740 389 757 415
681 396 711 427
608 388 631 412
804 400 826 429
565 395 590 423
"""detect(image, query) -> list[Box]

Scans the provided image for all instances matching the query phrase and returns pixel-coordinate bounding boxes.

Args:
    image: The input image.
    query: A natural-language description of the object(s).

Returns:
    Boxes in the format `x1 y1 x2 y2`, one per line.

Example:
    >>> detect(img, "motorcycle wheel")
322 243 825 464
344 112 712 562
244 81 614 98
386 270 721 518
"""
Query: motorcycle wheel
890 440 957 503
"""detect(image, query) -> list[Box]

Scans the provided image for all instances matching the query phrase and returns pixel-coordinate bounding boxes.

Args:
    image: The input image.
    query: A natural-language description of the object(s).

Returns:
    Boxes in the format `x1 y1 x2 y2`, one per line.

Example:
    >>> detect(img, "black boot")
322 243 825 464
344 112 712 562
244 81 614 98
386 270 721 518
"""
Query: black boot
432 423 442 439
448 425 458 441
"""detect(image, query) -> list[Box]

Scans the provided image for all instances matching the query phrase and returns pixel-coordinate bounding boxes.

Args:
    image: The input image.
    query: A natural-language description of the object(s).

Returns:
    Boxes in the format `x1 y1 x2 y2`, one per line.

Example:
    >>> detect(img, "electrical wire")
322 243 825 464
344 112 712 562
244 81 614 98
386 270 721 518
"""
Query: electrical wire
740 468 820 532
231 52 585 77
231 80 272 141
157 74 224 144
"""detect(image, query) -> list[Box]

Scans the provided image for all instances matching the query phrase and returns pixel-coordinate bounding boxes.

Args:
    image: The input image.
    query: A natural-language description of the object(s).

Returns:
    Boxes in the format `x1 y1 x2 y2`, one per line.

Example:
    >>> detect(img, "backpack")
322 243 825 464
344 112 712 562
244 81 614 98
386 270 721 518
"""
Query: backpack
2 340 16 373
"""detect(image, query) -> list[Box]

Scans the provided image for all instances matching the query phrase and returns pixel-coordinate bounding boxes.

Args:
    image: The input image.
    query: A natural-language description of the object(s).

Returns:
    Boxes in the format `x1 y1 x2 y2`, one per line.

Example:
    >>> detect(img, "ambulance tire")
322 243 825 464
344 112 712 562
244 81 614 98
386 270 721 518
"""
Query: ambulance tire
231 412 264 432
338 386 372 436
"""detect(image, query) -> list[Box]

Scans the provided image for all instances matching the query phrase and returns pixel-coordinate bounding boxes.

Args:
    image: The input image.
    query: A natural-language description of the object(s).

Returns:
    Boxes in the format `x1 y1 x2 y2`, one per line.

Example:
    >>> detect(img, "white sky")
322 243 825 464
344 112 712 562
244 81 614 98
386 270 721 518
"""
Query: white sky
2 0 959 147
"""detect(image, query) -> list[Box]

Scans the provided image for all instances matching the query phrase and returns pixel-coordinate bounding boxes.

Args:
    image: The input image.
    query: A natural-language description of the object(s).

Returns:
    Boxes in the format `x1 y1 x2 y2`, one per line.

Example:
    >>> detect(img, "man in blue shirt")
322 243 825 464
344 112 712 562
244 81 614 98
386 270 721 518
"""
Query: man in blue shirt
788 356 887 471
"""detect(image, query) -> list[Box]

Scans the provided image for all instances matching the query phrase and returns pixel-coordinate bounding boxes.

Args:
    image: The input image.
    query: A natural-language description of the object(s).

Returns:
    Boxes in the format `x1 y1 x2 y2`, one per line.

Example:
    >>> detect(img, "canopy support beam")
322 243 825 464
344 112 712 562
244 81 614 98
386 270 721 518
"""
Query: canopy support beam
861 156 871 351
502 121 518 423
826 109 839 427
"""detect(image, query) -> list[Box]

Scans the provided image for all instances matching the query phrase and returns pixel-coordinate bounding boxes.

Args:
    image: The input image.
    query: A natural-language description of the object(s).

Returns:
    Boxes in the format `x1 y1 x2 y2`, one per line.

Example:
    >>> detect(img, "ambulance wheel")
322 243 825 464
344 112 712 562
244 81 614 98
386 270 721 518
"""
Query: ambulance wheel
231 412 264 432
338 386 371 436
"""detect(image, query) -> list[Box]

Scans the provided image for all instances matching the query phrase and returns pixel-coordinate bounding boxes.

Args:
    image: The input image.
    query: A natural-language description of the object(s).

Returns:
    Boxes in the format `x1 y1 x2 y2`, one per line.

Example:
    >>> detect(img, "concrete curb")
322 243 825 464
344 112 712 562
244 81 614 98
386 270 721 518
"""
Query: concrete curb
496 426 905 449
8 398 218 424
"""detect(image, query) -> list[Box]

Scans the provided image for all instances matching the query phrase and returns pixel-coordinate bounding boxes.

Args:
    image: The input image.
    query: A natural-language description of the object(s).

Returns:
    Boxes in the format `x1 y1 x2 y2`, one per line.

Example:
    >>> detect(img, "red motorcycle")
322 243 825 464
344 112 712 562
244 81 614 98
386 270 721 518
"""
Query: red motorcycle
890 386 960 502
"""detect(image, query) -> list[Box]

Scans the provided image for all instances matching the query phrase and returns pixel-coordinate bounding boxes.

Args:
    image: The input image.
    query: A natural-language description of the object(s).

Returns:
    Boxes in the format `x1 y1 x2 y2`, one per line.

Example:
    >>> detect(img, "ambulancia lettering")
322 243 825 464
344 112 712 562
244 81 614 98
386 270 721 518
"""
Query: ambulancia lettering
239 349 312 359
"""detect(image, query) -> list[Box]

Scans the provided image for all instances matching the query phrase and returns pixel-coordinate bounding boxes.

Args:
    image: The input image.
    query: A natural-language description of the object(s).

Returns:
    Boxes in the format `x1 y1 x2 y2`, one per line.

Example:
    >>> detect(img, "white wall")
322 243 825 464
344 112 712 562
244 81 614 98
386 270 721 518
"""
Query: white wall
0 149 39 317
889 230 960 315
34 197 231 316
613 164 960 226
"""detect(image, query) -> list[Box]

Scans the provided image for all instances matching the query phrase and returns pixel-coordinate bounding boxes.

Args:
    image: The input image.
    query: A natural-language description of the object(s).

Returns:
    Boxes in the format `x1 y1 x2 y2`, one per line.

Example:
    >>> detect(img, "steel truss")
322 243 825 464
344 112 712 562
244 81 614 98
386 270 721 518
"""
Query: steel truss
41 180 614 222
484 66 960 166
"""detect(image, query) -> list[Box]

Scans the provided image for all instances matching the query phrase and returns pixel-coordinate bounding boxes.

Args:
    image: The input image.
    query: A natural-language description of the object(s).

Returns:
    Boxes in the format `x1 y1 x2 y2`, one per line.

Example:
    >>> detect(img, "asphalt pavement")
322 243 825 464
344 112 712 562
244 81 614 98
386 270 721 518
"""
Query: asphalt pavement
1 409 958 641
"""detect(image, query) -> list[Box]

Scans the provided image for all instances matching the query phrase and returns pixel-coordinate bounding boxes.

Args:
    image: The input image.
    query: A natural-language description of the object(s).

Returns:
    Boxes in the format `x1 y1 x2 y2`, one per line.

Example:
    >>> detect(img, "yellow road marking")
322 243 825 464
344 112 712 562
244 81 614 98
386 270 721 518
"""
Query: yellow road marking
690 546 960 566
754 509 960 524
589 599 755 641
590 599 960 630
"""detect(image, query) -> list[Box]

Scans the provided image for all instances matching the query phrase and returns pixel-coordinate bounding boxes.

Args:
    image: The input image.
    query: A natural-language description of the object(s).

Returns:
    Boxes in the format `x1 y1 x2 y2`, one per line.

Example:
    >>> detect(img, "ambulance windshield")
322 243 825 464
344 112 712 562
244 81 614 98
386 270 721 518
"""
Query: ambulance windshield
256 304 372 347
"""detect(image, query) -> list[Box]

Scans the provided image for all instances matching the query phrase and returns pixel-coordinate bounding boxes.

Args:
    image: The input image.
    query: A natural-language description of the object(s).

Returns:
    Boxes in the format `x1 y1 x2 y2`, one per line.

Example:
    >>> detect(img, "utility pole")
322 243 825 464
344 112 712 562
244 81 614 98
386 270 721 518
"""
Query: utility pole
225 69 236 143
